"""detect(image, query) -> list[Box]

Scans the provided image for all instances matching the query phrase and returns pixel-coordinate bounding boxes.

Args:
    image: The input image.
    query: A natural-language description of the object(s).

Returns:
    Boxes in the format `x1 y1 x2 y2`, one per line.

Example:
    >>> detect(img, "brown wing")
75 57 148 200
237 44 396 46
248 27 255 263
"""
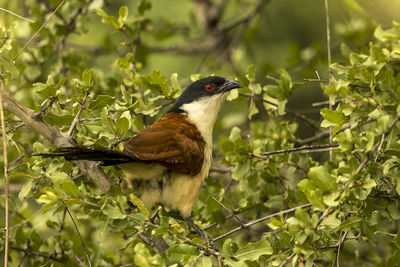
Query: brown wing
123 113 205 176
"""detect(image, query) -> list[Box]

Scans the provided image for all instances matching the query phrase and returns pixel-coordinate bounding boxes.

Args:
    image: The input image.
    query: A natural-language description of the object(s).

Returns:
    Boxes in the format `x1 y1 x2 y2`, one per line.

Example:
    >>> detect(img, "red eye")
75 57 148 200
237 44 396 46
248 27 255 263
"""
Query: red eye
205 84 214 91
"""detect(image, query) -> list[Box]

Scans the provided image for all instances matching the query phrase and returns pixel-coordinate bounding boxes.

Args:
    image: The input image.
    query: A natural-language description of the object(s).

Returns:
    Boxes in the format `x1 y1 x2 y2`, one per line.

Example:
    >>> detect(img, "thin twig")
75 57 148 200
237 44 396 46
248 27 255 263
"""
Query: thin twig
260 143 339 156
67 92 89 139
381 177 400 201
167 230 220 257
222 0 271 32
312 100 332 107
13 0 67 60
147 44 209 54
66 207 92 267
324 0 333 161
0 78 9 267
212 203 312 242
279 252 296 267
296 119 376 146
0 209 41 232
304 78 329 83
204 207 251 230
211 196 244 225
333 230 349 267
239 93 319 130
0 8 35 22
11 246 63 262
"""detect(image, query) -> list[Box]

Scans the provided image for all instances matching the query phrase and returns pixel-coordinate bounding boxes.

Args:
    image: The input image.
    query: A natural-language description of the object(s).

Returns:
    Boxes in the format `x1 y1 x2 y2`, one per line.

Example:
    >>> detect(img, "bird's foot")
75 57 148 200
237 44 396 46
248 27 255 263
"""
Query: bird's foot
184 217 218 252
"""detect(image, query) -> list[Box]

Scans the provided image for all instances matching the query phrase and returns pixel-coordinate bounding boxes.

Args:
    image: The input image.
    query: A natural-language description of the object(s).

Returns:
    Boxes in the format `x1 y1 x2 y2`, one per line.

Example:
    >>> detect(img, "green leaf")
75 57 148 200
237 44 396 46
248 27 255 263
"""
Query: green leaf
170 72 182 97
321 108 346 134
118 6 129 25
132 116 145 132
95 8 121 29
264 85 283 100
321 213 341 229
18 180 33 201
129 193 149 217
37 187 59 204
82 69 93 87
62 180 80 197
0 55 19 76
222 238 238 257
338 216 362 230
227 88 239 101
229 127 242 142
308 166 335 192
102 203 126 219
248 100 259 119
295 208 311 227
138 0 152 15
46 171 70 183
34 75 57 98
115 117 129 136
42 114 74 125
89 95 115 110
133 243 151 267
101 107 115 134
166 244 199 264
246 64 255 82
121 85 132 104
277 69 292 91
235 239 273 261
232 159 251 180
195 257 212 267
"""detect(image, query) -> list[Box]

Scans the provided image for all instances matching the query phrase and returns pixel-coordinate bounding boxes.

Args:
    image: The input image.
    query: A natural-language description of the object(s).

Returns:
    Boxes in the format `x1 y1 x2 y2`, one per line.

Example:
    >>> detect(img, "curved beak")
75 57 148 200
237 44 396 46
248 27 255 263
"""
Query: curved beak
219 79 242 93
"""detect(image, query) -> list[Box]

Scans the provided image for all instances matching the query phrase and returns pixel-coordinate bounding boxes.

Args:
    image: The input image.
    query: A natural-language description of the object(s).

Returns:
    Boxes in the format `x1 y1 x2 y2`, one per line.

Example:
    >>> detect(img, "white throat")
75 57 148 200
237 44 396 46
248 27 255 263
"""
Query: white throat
180 93 227 144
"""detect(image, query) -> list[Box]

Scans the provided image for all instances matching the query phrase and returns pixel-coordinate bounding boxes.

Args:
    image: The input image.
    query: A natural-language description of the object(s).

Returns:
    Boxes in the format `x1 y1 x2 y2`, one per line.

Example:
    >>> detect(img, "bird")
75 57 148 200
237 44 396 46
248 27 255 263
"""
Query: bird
37 76 242 249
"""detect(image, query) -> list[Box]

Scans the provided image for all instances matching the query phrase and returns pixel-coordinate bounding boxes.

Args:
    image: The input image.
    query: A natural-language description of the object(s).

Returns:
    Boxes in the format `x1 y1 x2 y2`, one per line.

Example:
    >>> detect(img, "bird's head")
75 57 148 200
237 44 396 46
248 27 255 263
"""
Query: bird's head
168 76 242 114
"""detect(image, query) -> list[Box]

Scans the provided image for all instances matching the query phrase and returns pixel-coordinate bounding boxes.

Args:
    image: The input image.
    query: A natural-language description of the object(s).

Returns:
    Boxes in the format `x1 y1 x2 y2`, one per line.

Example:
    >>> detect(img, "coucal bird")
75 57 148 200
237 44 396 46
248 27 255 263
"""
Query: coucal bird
38 76 242 248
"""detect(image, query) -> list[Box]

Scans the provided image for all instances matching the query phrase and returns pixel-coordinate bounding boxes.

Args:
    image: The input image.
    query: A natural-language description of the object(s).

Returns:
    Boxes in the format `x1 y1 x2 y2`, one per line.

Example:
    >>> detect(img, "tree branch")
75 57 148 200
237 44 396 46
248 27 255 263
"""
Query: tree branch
261 143 339 156
13 0 67 60
66 207 92 267
212 203 312 242
11 246 64 263
67 92 88 140
239 93 320 131
381 177 400 201
221 0 271 32
0 89 112 192
1 78 10 267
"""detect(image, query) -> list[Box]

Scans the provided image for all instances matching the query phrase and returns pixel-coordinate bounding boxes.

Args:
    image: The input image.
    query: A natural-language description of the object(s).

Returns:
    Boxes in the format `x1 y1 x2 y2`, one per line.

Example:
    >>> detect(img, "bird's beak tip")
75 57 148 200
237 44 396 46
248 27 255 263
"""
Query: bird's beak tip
223 79 242 92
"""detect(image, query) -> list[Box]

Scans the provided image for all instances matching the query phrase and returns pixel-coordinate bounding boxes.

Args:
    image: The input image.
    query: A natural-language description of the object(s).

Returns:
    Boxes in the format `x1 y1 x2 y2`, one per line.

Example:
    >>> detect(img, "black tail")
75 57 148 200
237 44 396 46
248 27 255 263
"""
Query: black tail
35 147 136 166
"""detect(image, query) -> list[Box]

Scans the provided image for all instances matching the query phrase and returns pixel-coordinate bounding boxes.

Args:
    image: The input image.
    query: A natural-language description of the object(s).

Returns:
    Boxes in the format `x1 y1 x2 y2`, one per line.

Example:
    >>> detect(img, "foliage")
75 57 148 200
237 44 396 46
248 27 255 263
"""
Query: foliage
1 0 400 266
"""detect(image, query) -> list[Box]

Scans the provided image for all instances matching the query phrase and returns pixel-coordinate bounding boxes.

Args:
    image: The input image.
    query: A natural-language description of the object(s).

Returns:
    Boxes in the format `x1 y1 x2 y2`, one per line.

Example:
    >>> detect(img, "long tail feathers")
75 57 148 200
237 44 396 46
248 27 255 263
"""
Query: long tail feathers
35 147 136 166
